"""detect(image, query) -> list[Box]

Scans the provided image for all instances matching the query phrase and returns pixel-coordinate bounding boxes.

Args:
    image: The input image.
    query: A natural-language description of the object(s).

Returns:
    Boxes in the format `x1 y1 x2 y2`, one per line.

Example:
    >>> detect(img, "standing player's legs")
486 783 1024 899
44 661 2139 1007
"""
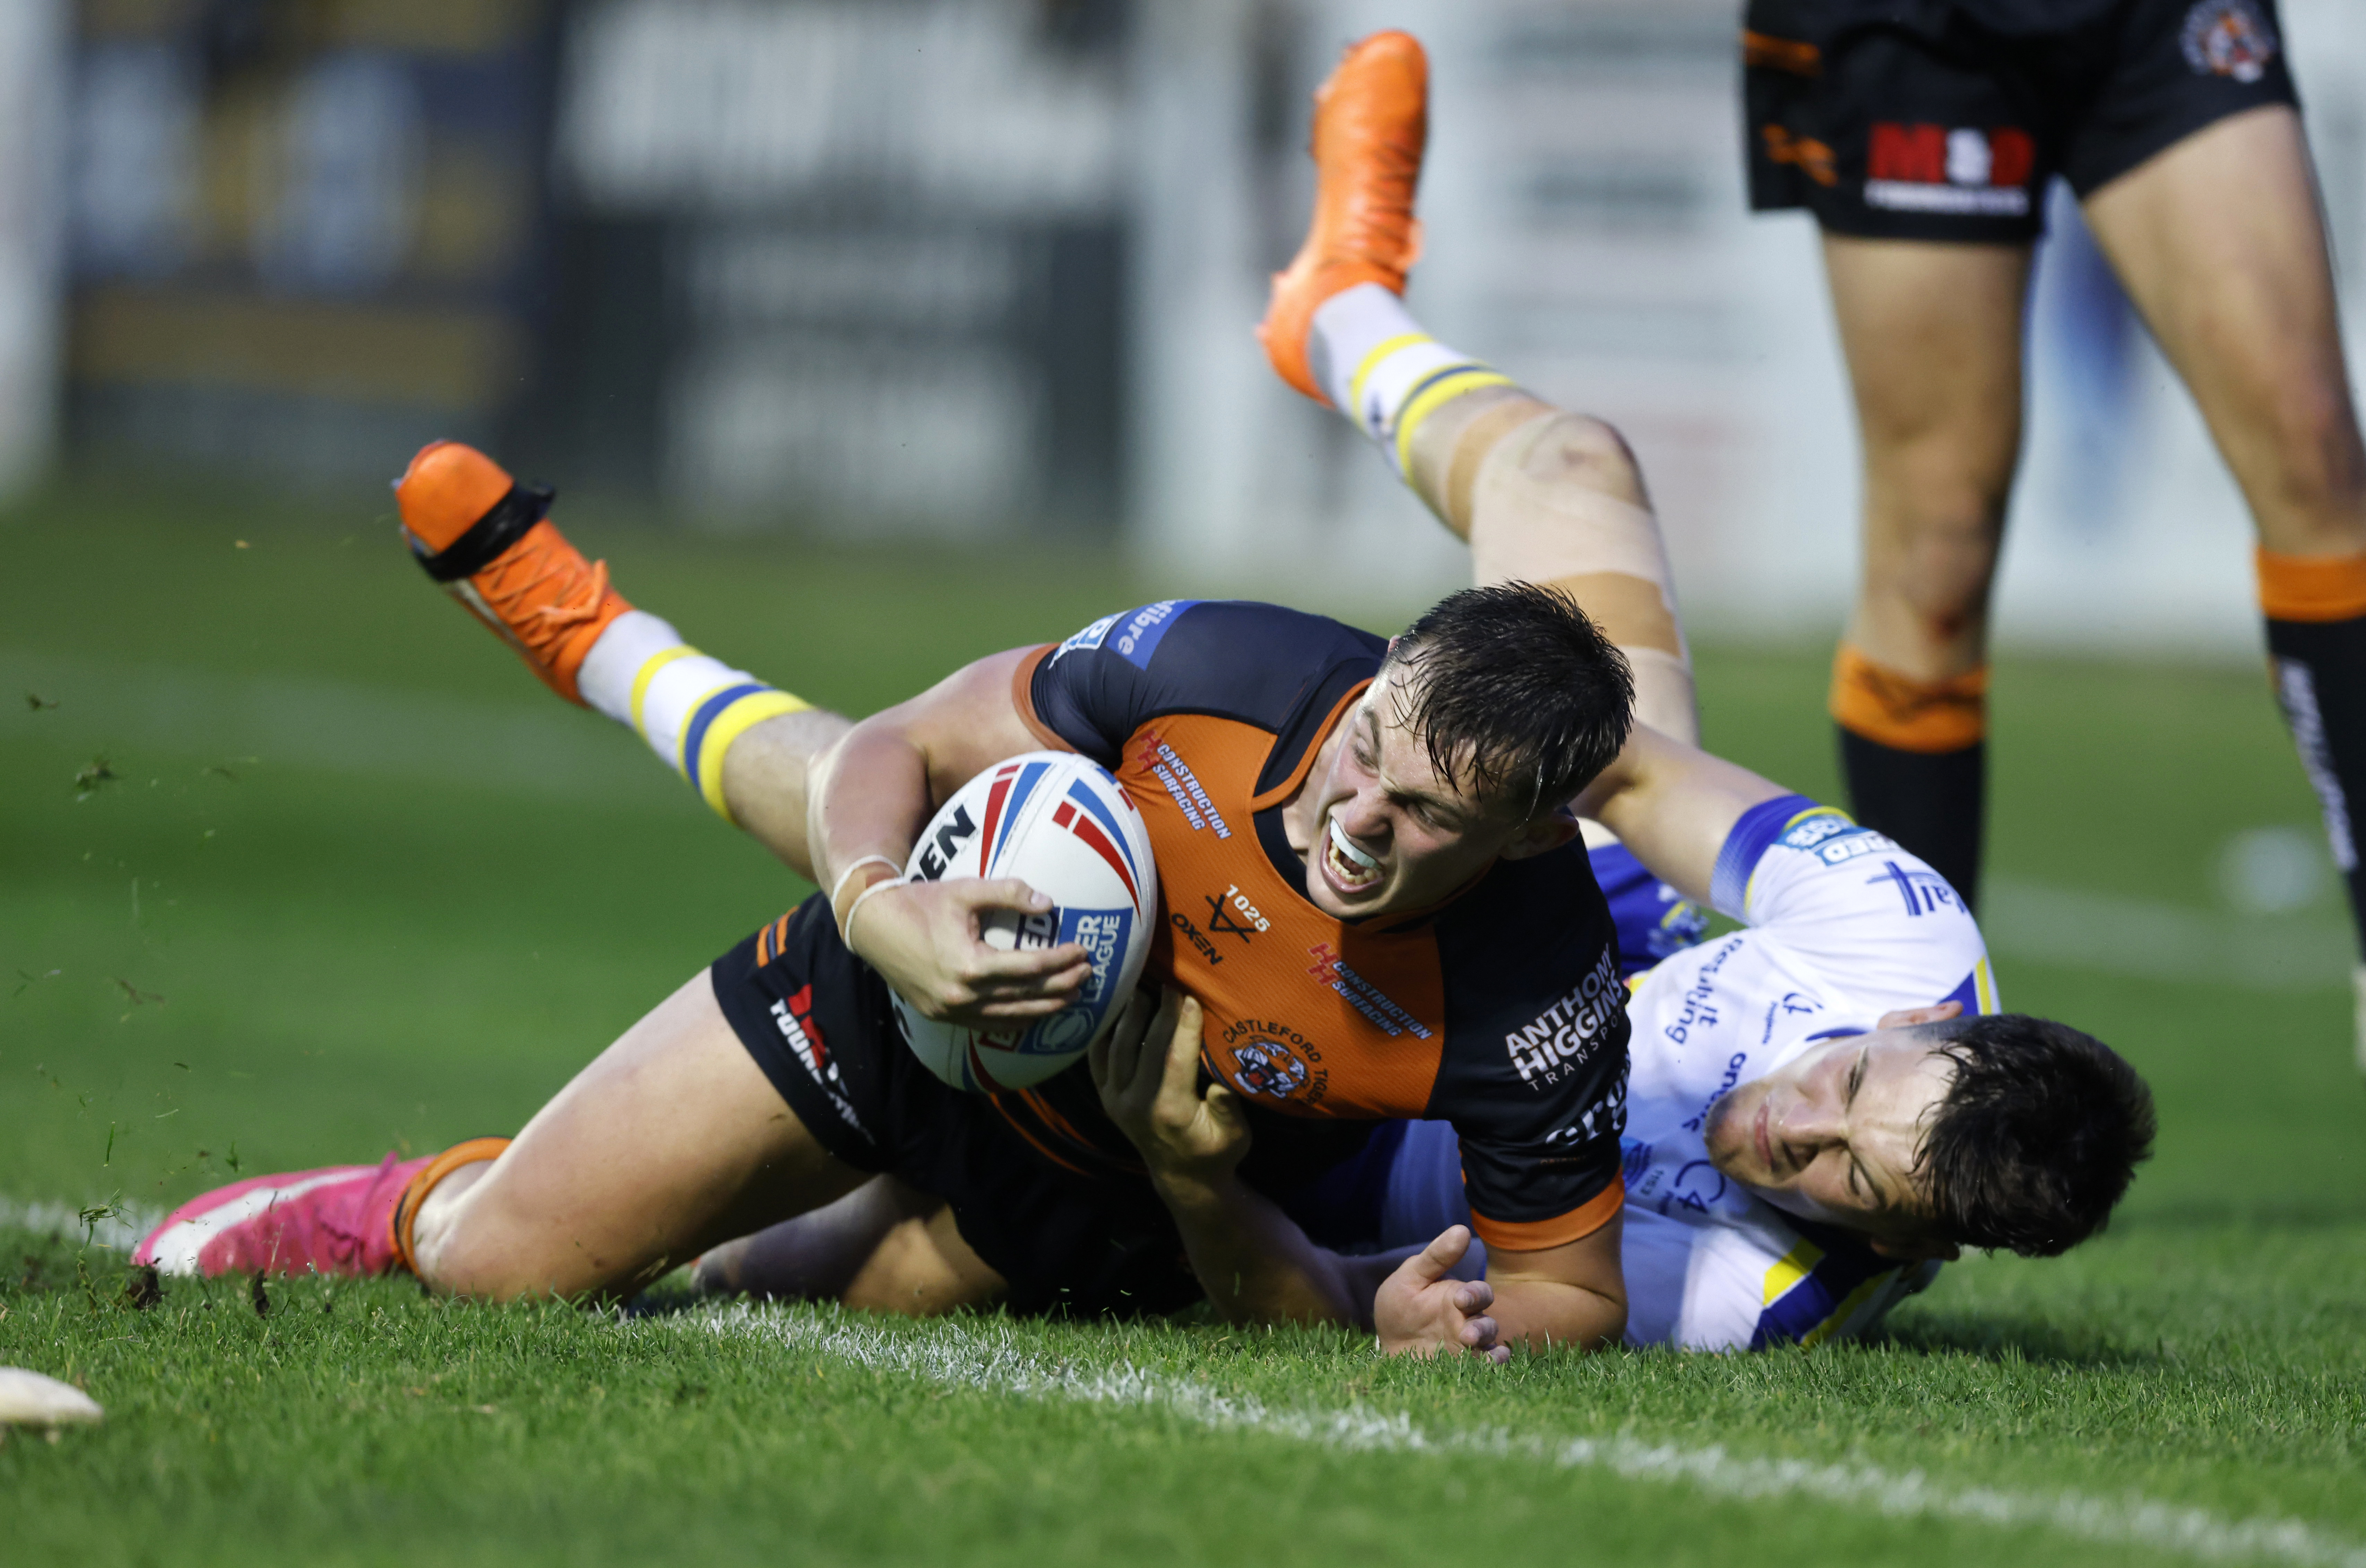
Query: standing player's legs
2080 105 2366 1066
1820 236 2033 908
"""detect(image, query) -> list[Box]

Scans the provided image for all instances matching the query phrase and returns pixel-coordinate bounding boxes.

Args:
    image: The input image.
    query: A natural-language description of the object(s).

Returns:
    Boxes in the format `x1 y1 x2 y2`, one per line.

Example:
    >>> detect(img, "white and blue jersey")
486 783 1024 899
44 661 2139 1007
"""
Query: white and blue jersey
1368 796 1995 1351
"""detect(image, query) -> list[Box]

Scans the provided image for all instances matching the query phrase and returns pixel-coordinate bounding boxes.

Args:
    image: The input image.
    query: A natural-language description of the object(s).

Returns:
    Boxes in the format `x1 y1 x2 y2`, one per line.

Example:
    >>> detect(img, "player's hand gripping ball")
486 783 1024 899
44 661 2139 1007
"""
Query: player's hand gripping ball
895 752 1158 1092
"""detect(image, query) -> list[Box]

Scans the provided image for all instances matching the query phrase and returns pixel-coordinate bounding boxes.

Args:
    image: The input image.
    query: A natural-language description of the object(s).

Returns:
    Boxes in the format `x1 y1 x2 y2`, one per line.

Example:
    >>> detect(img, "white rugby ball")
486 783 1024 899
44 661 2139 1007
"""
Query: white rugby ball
894 751 1158 1092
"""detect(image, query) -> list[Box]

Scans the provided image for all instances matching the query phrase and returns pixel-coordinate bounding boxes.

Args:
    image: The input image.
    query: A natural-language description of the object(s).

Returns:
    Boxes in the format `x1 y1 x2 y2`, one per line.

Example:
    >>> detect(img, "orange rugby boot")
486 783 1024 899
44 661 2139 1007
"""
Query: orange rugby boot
1255 30 1428 405
394 441 630 704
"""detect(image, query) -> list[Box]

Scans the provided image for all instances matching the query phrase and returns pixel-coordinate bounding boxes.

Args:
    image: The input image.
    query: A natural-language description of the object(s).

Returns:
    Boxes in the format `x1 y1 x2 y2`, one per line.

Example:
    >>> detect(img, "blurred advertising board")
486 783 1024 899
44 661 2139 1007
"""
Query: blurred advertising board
539 0 1130 536
1139 0 2366 653
63 0 554 483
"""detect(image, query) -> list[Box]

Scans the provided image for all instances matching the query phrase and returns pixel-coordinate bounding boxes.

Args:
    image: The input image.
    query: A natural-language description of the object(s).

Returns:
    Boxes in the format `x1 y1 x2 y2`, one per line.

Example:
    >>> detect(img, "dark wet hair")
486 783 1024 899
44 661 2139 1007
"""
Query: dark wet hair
1381 582 1634 819
1917 1014 2156 1258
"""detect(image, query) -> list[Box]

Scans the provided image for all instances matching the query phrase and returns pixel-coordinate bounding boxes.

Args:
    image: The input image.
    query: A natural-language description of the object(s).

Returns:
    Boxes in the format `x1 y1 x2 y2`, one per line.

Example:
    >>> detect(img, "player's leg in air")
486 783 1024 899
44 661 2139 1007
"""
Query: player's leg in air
698 32 1738 1318
1254 28 1706 962
2079 109 2366 1070
386 442 853 875
1256 32 1698 756
130 455 923 1297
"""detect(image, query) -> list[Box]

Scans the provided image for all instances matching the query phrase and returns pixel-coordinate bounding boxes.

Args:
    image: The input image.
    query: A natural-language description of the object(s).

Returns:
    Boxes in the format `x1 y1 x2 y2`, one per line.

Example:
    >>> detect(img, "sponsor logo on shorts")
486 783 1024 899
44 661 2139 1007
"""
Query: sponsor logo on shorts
1506 950 1625 1087
2182 0 2278 82
1307 942 1433 1040
1134 731 1231 838
1870 859 1962 917
1865 122 2036 217
1550 1072 1627 1149
1219 1018 1326 1104
771 983 867 1137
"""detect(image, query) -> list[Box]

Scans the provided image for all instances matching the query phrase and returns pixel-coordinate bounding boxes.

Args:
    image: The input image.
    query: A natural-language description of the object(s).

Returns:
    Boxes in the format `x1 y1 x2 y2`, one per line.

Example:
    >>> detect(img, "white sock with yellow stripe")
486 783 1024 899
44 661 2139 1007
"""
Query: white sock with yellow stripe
1311 282 1513 476
576 611 809 824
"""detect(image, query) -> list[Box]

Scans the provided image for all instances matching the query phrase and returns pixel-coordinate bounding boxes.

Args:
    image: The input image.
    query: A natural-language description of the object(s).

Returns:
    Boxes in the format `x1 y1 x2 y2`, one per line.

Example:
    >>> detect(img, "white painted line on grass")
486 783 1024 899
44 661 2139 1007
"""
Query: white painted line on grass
680 1304 2366 1568
1984 877 2350 990
0 1198 159 1252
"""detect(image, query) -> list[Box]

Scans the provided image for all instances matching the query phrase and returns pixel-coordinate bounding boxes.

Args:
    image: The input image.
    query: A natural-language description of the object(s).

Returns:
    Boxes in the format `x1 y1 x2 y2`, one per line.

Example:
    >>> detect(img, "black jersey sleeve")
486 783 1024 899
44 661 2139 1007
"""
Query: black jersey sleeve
1025 600 1387 767
1427 845 1631 1249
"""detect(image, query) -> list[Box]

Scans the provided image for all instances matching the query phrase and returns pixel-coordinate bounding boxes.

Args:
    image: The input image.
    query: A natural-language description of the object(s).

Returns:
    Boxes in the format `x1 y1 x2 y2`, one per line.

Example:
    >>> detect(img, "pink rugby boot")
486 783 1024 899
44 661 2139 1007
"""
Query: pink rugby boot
134 1137 508 1278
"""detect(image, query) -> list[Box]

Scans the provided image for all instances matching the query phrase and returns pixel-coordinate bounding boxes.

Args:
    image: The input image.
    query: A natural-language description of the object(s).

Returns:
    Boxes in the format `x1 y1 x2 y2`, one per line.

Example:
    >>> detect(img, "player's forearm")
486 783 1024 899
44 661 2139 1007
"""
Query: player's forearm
1483 1276 1627 1353
1152 1172 1365 1329
807 649 1050 912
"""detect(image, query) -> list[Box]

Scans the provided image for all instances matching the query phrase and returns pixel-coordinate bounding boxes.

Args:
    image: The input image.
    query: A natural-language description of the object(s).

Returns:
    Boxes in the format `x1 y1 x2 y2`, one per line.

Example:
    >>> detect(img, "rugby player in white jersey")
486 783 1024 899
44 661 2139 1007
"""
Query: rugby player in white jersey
701 732 2149 1355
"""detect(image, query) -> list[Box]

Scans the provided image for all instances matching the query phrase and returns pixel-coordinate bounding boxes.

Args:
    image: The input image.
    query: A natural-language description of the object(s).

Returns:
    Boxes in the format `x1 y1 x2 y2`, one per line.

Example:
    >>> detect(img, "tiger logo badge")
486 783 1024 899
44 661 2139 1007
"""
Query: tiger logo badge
2181 0 2279 84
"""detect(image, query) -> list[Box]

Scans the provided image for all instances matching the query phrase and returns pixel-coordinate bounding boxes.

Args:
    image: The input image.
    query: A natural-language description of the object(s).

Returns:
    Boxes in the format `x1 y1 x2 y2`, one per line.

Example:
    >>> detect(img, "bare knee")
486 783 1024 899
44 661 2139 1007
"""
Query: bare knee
1858 486 2006 667
412 1225 548 1302
2249 377 2366 549
1511 412 1648 507
412 1187 630 1303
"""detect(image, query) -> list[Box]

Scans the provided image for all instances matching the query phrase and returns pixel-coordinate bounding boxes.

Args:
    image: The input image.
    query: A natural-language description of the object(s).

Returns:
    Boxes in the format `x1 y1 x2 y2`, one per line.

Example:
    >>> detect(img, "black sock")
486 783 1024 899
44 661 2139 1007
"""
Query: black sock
2264 615 2366 954
1837 727 1986 912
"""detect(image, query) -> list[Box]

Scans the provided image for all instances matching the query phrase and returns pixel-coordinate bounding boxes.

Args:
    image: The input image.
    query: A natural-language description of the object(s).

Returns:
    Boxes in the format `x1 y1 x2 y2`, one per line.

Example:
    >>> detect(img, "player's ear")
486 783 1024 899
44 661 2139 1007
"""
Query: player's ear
1500 805 1580 861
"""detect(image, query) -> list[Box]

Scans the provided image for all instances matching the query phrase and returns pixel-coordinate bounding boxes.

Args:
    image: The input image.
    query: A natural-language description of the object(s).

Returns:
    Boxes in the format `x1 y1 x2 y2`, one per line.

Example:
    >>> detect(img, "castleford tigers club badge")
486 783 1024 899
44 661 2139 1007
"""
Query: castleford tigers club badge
2181 0 2279 82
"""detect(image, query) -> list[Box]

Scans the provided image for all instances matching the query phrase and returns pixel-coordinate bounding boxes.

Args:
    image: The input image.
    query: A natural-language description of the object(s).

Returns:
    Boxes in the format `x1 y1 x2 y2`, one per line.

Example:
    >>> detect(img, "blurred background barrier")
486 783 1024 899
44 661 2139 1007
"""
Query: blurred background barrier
4 0 2364 648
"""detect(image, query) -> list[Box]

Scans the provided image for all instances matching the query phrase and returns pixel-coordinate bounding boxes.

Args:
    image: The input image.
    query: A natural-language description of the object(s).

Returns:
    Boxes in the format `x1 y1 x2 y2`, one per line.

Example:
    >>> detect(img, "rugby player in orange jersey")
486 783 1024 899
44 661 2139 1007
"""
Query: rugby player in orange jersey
689 31 2149 1356
137 29 1695 1352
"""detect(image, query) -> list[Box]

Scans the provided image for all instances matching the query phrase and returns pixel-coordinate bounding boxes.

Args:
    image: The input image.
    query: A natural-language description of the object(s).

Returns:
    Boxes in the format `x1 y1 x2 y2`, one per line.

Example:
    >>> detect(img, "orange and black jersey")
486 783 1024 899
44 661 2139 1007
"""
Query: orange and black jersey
1010 599 1630 1251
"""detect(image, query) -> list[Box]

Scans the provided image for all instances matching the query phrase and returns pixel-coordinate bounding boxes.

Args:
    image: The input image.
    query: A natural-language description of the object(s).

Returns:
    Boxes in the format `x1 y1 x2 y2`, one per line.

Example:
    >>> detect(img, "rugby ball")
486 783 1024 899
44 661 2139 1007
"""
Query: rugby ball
893 751 1158 1092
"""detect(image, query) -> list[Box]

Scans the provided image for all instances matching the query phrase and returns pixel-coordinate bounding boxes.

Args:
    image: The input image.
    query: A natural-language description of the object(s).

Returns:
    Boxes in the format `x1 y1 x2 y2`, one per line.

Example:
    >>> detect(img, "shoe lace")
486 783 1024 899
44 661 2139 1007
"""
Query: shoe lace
1325 133 1421 267
478 540 610 650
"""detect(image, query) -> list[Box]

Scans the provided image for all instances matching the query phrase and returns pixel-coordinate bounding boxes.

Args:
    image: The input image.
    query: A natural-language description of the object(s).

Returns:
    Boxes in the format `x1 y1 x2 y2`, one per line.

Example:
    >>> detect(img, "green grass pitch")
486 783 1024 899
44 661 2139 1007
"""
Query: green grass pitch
2 479 2363 1566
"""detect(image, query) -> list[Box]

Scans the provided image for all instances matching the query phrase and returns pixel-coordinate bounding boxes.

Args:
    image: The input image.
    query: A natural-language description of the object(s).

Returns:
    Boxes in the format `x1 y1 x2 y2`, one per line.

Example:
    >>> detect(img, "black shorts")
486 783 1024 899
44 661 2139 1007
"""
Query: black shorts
1745 0 2298 241
709 895 1203 1318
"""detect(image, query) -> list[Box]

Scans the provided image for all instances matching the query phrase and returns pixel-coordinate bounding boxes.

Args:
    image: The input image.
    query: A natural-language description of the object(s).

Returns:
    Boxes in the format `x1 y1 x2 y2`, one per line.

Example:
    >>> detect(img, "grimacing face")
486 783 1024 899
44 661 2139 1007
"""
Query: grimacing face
1295 665 1576 921
1701 1006 1967 1260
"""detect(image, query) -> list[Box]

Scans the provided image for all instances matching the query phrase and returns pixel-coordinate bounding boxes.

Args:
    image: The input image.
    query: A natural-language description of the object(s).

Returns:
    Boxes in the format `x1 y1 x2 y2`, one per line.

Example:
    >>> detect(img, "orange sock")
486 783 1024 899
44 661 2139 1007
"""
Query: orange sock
1829 643 1988 752
2257 546 2366 622
2258 548 2366 959
1829 644 1988 908
389 1136 511 1275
